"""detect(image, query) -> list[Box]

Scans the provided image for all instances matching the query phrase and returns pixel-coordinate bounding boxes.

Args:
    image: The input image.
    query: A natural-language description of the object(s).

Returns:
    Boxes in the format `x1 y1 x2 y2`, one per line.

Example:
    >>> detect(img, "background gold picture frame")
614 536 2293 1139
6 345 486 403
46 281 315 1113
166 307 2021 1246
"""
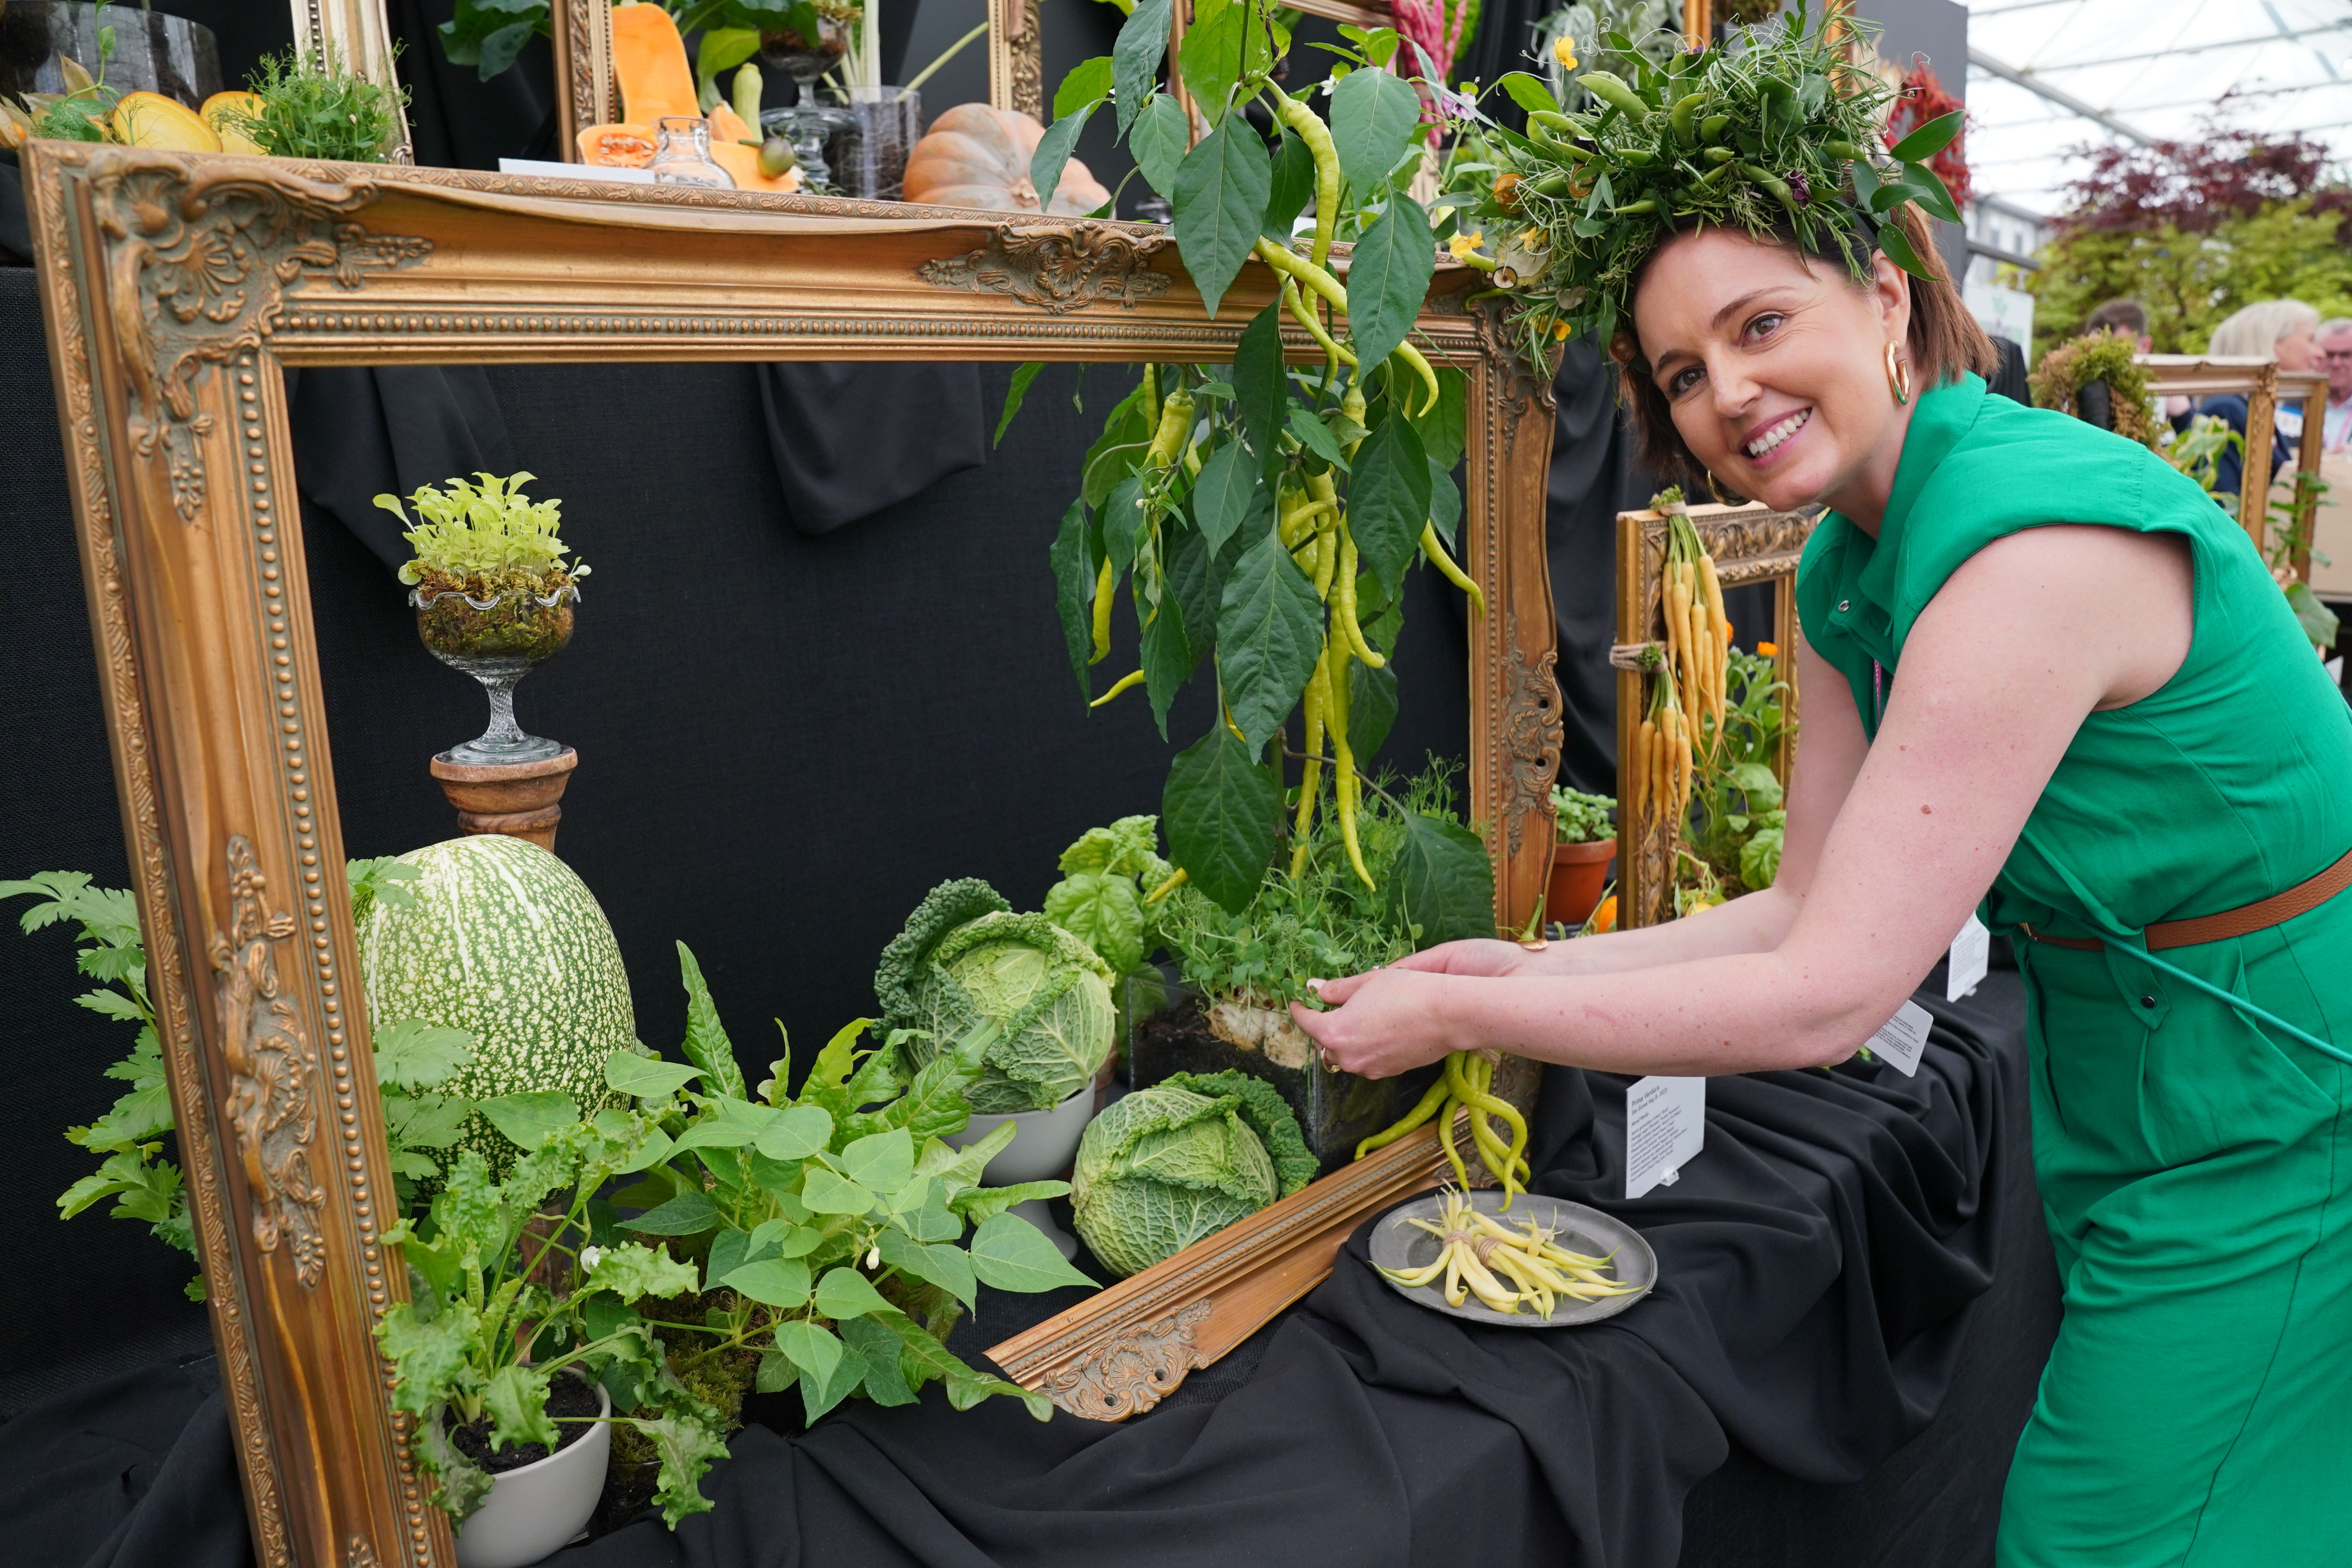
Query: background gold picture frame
23 143 1561 1565
1614 502 1815 931
547 0 1046 153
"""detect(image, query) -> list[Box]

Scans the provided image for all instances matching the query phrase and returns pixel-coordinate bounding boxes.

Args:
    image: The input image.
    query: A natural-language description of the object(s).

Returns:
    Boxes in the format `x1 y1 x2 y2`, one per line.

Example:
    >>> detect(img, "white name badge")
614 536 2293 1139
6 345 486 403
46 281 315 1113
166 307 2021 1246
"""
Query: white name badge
1625 1075 1706 1199
1868 1000 1935 1077
1947 914 1990 1001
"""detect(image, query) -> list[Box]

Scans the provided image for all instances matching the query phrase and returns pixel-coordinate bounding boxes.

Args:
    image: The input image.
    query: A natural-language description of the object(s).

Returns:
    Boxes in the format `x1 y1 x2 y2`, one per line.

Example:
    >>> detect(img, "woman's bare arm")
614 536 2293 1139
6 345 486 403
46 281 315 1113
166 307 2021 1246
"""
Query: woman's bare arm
1294 524 2192 1078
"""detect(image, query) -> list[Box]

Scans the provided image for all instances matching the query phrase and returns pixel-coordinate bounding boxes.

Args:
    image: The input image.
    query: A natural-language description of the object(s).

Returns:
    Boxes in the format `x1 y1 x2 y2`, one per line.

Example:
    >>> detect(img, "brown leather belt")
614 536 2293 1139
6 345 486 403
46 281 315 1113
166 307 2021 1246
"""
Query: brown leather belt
2020 844 2352 952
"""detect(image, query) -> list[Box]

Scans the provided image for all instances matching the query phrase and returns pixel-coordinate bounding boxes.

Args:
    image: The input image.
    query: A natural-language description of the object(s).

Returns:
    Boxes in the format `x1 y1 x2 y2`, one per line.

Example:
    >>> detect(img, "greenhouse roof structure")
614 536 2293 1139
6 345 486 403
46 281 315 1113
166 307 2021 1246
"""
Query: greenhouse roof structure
1964 0 2352 218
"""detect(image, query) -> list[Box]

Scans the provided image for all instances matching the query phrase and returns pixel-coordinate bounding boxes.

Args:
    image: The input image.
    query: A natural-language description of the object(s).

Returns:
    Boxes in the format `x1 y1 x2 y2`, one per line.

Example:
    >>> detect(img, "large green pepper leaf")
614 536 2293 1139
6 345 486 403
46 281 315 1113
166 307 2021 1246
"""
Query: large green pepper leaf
1163 717 1282 914
1216 526 1324 750
1329 66 1421 198
1173 117 1272 319
1342 193 1433 376
1347 405 1431 597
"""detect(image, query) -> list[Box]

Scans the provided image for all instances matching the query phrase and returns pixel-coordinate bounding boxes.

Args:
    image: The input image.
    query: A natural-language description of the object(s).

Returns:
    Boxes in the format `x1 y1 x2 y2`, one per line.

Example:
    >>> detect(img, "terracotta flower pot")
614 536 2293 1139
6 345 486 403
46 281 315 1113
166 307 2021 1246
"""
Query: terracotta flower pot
1547 837 1617 928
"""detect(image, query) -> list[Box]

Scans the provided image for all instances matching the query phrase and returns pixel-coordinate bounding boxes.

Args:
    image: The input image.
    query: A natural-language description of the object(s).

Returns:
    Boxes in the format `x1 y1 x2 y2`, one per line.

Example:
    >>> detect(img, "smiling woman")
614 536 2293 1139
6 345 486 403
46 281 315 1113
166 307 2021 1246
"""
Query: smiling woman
1293 10 2352 1567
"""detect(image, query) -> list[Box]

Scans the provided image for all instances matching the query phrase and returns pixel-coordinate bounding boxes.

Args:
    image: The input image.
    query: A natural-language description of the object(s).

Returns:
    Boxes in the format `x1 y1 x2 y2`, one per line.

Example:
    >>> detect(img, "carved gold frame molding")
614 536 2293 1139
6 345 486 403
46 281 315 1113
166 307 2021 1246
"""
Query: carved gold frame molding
1614 501 1815 930
24 143 1558 1565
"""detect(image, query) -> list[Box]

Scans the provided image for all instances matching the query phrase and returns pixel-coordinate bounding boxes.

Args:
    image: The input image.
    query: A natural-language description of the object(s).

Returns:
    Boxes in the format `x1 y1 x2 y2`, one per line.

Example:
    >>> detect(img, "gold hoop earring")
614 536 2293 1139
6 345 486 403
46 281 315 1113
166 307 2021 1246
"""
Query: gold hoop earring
1885 342 1913 406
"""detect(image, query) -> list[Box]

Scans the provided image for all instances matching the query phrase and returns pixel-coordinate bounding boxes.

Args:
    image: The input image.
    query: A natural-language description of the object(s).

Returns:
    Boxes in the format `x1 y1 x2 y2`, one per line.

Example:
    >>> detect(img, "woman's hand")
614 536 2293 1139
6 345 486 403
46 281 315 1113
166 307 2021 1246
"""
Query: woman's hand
1385 938 1534 978
1288 969 1466 1079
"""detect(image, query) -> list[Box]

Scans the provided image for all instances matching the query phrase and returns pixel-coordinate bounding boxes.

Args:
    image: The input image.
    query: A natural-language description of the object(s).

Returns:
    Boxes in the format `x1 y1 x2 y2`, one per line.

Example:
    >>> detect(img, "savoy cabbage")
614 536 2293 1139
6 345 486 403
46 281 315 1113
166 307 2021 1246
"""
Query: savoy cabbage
1070 1070 1314 1278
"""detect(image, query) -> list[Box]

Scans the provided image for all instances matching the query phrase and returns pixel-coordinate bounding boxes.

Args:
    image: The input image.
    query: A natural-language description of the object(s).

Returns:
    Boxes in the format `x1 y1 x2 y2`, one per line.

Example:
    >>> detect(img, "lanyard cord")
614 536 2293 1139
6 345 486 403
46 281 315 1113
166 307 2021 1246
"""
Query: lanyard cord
2094 939 2352 1069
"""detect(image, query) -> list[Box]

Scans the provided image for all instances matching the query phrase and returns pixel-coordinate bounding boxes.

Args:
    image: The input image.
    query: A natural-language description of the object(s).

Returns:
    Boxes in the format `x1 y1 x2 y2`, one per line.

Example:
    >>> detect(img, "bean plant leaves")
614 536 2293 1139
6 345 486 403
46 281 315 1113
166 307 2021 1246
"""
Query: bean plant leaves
1163 718 1282 914
478 1091 578 1154
878 1228 979 1311
1141 595 1189 738
1348 660 1398 761
753 1104 833 1162
1113 0 1175 137
1387 813 1497 946
1176 0 1270 126
1347 408 1431 597
1329 66 1421 197
622 1190 719 1236
604 1050 700 1101
1495 71 1559 116
1049 500 1096 699
1131 94 1190 196
1173 117 1272 318
1263 128 1317 240
1232 301 1288 473
1216 527 1325 750
1343 193 1434 376
839 1316 920 1405
968 1212 1098 1292
996 362 1045 448
1030 99 1098 216
840 1128 915 1193
1053 54 1113 119
723 1256 813 1309
1427 460 1461 547
1191 441 1260 555
770 1317 841 1388
813 1265 895 1320
801 1167 879 1215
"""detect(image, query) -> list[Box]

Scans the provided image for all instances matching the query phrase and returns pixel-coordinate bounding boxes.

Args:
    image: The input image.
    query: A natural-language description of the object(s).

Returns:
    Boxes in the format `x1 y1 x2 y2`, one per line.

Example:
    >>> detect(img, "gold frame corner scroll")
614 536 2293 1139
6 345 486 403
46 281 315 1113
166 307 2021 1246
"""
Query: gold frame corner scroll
22 141 1556 1562
1614 502 1816 930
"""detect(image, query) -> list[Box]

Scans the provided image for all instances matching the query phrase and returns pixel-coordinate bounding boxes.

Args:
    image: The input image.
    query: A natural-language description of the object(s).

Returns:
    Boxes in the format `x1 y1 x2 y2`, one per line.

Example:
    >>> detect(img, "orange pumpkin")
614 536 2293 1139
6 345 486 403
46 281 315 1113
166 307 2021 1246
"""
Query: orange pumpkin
612 2 699 126
902 103 1110 215
577 122 659 167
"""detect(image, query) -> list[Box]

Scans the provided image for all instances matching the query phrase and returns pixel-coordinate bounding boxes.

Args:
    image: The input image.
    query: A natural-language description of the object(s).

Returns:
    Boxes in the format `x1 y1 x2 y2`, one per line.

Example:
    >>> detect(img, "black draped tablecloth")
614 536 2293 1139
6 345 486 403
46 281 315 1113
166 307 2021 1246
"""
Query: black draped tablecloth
5 972 2057 1568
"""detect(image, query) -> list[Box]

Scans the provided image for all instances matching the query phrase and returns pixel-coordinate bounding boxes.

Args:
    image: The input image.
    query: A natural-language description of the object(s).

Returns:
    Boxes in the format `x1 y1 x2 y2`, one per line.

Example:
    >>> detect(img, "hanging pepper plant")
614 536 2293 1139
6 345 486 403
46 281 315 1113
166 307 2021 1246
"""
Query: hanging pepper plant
1011 2 1495 929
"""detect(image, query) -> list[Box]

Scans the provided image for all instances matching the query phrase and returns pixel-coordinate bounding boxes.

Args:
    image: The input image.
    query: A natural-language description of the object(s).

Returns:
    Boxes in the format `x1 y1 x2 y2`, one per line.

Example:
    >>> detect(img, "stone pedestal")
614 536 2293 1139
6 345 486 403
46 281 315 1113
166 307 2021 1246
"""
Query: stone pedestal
428 747 577 852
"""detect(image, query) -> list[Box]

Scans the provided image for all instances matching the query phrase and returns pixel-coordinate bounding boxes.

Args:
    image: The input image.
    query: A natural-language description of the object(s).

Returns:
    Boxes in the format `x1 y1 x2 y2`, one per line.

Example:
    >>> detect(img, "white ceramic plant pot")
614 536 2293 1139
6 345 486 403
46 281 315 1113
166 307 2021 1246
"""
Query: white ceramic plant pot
945 1081 1096 1260
453 1376 613 1568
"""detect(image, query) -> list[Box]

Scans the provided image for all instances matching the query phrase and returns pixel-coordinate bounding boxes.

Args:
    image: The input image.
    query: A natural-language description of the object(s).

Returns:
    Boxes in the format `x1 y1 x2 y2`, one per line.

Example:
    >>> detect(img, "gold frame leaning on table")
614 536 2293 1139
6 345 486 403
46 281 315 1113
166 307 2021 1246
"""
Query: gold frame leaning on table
2135 354 2328 579
544 0 1049 138
1614 502 1817 931
22 143 1562 1567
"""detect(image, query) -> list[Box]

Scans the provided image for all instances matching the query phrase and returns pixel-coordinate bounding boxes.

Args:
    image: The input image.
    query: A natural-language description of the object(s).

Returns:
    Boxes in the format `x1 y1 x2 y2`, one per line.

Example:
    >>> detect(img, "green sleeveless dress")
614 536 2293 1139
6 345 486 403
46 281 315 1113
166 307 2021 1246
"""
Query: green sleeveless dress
1796 374 2352 1567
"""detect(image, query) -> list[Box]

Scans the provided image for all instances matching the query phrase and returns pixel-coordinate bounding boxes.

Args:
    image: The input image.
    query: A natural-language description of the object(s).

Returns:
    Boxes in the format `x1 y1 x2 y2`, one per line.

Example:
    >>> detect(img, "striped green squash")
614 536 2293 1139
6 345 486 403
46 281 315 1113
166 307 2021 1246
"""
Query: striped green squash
356 835 633 1167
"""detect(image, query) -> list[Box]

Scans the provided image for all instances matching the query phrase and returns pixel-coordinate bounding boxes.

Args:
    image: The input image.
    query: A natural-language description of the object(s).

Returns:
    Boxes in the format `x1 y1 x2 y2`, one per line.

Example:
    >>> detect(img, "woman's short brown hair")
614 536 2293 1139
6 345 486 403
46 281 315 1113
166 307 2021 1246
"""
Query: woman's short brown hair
1614 203 1998 495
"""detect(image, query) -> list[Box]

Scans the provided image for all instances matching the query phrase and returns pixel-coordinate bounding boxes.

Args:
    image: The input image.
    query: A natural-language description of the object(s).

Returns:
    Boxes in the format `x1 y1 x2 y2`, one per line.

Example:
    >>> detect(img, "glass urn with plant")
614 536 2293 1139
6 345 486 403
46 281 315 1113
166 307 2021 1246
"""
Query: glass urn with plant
377 472 586 767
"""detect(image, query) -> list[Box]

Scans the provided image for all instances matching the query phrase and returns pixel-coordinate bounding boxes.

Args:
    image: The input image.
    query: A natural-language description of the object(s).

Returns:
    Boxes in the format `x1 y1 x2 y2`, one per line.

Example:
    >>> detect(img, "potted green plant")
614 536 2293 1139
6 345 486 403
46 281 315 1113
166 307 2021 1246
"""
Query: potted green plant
589 945 1092 1440
1546 786 1617 930
375 472 586 767
1127 763 1494 1174
376 1099 728 1562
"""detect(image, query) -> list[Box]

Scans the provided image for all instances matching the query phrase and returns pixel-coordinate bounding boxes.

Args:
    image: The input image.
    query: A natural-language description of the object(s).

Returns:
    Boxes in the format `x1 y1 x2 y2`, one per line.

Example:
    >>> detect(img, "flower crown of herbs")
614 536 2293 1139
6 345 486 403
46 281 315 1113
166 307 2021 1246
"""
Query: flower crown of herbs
1467 4 1963 372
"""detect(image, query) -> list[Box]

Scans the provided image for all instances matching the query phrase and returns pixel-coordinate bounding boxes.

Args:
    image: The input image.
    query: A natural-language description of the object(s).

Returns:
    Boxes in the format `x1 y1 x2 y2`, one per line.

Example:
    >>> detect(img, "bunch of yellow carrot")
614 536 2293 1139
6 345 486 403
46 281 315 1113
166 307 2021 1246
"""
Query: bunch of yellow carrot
1631 507 1729 841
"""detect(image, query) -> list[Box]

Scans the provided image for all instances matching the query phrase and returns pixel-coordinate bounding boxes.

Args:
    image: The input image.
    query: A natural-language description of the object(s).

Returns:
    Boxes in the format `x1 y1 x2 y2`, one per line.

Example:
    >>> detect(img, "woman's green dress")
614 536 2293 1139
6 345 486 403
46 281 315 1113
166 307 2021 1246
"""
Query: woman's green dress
1796 374 2352 1567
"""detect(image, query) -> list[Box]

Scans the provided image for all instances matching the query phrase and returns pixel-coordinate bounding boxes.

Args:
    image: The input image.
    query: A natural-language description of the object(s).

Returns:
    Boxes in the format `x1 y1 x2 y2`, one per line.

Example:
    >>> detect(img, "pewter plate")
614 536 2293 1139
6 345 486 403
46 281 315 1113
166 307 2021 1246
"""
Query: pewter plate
1367 1189 1657 1328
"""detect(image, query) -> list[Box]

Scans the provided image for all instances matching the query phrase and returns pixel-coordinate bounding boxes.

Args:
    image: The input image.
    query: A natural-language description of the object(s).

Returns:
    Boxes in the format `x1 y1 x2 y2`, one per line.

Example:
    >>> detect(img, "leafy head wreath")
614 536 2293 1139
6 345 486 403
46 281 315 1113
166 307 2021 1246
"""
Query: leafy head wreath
1466 3 1964 374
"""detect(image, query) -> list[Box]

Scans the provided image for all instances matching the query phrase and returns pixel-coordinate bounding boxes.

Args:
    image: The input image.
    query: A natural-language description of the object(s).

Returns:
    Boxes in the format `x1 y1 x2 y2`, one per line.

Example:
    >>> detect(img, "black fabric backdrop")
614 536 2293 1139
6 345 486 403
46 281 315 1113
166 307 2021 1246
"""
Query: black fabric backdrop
0 972 2058 1568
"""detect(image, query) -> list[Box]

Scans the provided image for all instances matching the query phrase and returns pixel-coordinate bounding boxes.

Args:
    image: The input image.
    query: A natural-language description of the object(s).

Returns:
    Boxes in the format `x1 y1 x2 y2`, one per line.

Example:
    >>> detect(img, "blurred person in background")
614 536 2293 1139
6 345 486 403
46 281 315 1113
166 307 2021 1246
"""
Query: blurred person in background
2316 317 2352 452
2084 297 2152 351
2201 300 2319 501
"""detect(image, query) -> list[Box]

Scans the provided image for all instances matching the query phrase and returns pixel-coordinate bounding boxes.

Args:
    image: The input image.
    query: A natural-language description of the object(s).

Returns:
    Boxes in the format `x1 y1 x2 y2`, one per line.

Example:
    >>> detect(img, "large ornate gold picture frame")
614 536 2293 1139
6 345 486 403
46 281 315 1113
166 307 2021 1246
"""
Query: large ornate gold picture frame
1614 501 1816 930
2136 354 2328 576
23 144 1560 1566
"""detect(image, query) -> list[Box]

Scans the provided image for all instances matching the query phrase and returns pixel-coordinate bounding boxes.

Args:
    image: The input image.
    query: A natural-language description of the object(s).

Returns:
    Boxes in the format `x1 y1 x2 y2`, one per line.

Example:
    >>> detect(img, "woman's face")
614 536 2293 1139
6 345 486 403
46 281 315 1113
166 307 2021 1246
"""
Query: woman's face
2274 322 2317 373
1633 228 1915 520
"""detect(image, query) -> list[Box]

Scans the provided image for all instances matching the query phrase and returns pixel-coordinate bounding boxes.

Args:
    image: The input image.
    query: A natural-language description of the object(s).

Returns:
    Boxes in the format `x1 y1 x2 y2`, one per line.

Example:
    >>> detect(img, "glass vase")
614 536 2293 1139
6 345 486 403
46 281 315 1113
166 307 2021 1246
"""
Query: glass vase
649 115 735 188
412 578 579 766
840 87 921 201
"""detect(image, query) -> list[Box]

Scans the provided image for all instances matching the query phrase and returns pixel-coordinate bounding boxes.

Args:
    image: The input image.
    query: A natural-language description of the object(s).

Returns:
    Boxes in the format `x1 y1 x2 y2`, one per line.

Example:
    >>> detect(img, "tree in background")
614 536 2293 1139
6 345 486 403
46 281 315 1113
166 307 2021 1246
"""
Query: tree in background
2029 118 2352 356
